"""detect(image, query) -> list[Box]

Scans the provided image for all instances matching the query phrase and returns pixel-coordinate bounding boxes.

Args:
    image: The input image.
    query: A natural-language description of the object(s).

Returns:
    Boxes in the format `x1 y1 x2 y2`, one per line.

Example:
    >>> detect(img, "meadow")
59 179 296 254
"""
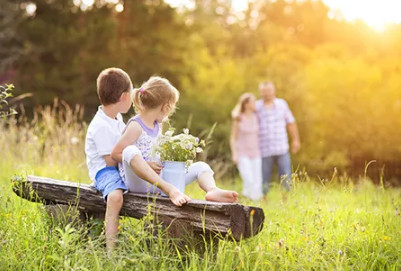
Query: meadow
0 104 400 270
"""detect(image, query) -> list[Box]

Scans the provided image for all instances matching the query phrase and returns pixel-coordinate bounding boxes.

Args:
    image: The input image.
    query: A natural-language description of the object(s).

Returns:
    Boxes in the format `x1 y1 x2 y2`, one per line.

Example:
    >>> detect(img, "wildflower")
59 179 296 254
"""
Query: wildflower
70 136 79 145
382 235 391 241
338 250 343 255
154 129 204 161
278 238 284 247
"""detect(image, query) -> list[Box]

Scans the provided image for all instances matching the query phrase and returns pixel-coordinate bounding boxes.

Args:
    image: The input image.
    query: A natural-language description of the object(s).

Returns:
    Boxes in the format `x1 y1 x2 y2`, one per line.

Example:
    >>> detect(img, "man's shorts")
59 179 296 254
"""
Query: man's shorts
95 166 127 200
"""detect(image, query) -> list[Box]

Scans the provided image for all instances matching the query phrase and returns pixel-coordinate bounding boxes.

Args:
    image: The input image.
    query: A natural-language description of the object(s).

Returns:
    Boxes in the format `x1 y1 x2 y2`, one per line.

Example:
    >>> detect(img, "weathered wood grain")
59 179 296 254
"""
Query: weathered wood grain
12 175 264 240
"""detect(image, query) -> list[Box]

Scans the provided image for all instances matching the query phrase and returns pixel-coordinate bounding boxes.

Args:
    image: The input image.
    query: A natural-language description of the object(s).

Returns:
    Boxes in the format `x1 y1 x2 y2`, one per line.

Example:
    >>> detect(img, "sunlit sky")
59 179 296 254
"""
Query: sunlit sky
323 0 401 31
165 0 401 32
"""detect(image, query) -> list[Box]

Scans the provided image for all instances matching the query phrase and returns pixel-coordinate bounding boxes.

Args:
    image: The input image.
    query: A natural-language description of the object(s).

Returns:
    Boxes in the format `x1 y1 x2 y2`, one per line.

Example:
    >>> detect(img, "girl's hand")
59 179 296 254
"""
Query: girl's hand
168 187 191 207
147 161 163 175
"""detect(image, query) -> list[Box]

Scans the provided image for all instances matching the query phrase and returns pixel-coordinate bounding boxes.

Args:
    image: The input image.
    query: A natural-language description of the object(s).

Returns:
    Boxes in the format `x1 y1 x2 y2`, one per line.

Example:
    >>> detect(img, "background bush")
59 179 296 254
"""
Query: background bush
1 0 401 182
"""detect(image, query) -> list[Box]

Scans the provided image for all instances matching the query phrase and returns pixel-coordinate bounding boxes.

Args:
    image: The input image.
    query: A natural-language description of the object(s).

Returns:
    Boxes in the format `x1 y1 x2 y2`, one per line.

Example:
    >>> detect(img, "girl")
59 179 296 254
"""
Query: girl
230 93 263 201
112 76 238 206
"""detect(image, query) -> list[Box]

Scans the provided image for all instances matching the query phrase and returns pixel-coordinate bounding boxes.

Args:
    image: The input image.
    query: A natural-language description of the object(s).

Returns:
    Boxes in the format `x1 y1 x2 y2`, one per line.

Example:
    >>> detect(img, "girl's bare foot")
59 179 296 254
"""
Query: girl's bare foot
205 188 239 203
168 187 191 206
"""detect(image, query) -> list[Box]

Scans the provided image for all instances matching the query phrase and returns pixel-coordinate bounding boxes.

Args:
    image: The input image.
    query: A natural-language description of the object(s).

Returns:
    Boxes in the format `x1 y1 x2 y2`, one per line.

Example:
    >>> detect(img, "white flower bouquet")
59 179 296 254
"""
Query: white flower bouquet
153 128 205 163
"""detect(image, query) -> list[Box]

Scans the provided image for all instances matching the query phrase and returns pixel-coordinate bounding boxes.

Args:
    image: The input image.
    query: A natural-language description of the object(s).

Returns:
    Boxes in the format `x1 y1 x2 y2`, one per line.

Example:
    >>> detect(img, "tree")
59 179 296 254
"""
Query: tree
14 0 118 113
0 0 26 72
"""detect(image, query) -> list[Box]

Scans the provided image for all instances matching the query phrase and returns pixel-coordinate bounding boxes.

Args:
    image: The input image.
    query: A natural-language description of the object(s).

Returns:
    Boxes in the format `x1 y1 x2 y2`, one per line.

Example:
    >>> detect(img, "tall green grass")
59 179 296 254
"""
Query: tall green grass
0 103 400 270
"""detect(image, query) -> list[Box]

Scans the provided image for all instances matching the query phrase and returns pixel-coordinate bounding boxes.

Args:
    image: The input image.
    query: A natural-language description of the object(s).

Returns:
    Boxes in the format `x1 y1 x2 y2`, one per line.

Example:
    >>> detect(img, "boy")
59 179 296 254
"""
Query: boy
85 67 133 252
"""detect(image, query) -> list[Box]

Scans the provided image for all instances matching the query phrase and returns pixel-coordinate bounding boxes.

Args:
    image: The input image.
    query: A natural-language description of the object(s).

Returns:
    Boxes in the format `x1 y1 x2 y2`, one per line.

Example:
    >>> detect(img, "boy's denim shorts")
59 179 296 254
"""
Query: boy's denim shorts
95 166 127 200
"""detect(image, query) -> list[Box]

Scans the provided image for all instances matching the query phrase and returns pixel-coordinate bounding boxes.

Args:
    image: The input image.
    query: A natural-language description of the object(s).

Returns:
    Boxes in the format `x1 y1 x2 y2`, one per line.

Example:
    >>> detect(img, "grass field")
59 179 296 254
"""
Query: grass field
1 107 400 270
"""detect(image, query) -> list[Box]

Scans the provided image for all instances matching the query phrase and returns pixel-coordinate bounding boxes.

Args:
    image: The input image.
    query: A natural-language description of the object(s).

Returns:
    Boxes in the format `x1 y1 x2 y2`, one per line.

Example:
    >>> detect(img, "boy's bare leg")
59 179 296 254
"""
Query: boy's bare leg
105 189 124 254
198 172 239 203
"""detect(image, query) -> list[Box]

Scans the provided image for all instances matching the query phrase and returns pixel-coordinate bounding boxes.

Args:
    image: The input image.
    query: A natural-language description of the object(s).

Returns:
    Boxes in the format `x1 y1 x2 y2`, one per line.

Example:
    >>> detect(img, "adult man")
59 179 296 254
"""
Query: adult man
256 82 300 194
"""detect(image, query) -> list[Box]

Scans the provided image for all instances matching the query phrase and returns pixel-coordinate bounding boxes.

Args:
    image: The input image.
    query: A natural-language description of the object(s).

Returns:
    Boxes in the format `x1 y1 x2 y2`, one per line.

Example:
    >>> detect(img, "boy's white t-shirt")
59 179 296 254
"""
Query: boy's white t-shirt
85 106 126 182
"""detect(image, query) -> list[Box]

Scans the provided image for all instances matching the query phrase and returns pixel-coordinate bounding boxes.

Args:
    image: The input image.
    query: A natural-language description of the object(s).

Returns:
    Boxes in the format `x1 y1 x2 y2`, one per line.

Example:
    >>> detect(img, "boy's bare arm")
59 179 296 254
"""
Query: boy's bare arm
111 122 142 163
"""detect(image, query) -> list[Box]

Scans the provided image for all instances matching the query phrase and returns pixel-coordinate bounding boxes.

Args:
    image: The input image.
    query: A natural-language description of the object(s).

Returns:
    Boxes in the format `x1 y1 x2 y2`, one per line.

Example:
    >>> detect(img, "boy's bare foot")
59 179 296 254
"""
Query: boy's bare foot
205 187 239 203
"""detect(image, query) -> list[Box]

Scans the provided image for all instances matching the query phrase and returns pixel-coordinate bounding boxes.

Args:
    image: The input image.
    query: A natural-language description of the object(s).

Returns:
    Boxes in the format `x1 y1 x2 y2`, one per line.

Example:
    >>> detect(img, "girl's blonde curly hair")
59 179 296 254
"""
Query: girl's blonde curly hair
132 76 179 115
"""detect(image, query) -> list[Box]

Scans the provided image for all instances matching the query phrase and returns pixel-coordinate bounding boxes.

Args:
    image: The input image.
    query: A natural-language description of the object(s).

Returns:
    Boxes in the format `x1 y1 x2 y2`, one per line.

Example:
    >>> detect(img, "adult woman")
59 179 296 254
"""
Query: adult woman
230 93 263 201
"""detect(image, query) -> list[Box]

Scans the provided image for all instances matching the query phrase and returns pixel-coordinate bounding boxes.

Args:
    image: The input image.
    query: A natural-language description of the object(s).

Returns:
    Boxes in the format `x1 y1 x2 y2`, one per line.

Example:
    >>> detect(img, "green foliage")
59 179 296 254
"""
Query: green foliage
0 84 17 118
0 0 25 71
13 0 119 111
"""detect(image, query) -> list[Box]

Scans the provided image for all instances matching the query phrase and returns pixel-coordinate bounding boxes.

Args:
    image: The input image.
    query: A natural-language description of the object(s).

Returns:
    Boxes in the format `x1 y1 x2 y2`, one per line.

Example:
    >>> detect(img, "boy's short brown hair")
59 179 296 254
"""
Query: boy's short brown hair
96 68 132 105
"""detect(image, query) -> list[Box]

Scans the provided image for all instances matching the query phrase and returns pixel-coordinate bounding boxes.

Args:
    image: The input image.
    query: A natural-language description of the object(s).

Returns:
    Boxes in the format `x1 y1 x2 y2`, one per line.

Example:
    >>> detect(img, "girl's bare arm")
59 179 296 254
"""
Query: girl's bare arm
111 122 142 163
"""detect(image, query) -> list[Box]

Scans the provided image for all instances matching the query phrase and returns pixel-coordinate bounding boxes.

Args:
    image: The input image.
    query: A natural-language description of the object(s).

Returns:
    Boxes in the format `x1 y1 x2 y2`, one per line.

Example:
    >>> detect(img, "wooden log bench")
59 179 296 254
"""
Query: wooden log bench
12 175 265 241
